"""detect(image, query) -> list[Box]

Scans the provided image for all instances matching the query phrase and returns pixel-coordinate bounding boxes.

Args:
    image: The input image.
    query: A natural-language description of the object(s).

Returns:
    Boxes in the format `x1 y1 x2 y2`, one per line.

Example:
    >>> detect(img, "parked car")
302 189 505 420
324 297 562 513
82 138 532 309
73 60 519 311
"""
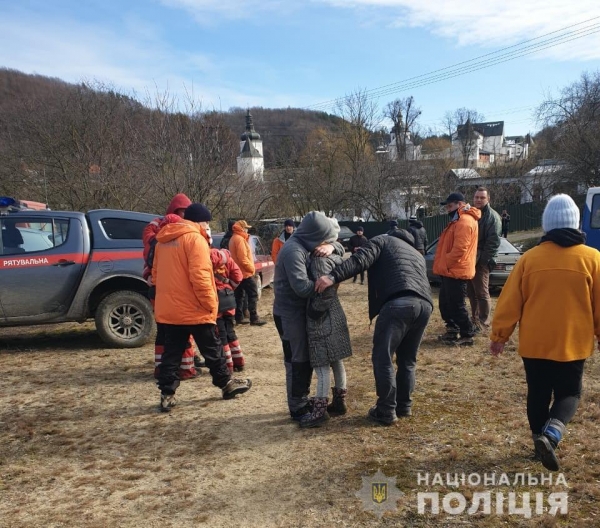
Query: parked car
211 233 275 296
0 205 157 347
424 237 522 288
337 226 356 252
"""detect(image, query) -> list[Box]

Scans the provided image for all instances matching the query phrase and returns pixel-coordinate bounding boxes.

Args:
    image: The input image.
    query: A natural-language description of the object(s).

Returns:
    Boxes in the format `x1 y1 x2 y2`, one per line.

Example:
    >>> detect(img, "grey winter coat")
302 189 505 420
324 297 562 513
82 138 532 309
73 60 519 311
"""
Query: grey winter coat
408 220 428 252
273 211 343 317
306 253 352 367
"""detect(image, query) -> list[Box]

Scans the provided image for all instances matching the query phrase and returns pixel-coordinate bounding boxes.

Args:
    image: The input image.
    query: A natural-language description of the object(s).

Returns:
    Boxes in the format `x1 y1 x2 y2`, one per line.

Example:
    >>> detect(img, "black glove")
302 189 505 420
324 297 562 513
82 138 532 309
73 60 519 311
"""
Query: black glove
488 259 496 271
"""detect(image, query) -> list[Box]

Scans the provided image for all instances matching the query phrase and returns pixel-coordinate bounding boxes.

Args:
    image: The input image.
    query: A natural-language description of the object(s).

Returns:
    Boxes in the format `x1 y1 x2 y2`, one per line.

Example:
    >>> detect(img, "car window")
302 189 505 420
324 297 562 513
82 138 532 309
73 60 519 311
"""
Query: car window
1 218 69 255
100 218 148 240
211 235 224 249
498 238 520 253
253 236 267 256
591 194 600 229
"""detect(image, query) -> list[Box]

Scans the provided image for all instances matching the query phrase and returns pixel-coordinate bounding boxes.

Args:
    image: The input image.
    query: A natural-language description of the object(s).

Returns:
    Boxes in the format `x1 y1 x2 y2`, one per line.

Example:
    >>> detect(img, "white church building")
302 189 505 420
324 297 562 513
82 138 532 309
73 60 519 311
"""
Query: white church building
237 110 264 181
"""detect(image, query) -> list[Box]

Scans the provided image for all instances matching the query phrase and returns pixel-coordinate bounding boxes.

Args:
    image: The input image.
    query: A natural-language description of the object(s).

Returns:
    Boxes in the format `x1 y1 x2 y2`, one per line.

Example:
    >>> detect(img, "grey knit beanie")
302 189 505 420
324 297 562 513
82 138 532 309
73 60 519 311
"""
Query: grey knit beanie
542 194 580 232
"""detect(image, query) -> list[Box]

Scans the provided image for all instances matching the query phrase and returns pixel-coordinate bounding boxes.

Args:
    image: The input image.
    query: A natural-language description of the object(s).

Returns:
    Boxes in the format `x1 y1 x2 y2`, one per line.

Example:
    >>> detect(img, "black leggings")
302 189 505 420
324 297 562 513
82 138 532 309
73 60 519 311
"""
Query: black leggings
522 357 585 434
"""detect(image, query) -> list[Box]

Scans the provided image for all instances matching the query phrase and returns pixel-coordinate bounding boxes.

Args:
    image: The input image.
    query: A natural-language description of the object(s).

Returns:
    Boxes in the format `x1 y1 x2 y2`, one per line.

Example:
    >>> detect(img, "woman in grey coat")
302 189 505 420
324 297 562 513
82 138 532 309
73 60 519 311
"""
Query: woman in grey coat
301 230 352 428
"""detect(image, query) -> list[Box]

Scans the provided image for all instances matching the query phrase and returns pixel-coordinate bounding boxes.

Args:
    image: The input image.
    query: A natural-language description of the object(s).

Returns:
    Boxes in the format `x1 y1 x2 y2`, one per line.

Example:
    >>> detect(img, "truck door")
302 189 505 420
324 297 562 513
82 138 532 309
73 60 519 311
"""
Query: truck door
582 187 600 251
0 215 87 320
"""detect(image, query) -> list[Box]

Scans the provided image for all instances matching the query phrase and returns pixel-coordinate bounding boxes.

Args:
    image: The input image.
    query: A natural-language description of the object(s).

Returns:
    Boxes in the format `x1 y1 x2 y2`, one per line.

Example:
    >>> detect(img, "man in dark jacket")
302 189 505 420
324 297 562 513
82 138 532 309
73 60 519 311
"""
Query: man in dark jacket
315 230 433 426
348 226 369 284
468 187 502 332
408 216 428 255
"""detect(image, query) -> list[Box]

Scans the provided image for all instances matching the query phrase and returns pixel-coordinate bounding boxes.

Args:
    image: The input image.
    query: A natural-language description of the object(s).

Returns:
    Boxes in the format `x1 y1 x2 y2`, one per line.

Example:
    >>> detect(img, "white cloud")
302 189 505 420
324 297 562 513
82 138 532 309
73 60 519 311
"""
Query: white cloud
315 0 600 60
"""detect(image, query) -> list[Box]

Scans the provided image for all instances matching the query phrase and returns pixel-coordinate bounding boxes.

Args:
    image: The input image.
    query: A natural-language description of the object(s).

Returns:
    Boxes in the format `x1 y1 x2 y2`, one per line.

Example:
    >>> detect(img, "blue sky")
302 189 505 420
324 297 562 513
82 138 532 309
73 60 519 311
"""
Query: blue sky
2 0 600 137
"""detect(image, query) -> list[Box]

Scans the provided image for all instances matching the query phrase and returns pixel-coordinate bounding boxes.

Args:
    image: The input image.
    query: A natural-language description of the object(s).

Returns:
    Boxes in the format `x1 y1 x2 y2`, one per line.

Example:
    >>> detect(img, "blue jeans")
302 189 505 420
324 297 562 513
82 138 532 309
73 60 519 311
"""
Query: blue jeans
372 296 432 417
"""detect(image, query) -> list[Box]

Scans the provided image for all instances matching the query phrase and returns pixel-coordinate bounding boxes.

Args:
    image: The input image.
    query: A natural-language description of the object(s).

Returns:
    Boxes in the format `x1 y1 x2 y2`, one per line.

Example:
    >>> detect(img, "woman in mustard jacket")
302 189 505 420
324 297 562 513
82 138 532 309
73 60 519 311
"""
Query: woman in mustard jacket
490 194 600 471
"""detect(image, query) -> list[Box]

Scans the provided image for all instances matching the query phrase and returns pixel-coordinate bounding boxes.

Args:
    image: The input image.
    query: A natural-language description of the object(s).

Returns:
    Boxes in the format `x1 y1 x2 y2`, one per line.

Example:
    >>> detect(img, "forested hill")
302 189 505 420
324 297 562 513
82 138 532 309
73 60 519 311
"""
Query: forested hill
0 68 345 167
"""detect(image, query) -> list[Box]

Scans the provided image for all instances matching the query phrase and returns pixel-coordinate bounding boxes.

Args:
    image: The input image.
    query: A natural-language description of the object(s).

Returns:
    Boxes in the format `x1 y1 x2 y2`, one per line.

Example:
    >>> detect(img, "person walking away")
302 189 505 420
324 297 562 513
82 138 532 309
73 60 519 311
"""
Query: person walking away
348 226 369 284
210 247 247 372
467 187 502 333
271 219 295 264
433 192 481 346
229 220 266 326
407 215 428 255
501 210 511 238
152 203 252 412
387 220 399 235
273 211 343 421
315 228 433 426
221 220 250 320
300 225 352 428
490 194 600 471
142 193 203 379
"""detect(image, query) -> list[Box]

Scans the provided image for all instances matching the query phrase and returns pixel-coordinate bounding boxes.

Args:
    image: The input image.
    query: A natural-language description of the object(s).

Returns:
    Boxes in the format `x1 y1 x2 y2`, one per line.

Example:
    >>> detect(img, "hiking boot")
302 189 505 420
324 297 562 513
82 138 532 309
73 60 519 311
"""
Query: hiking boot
396 407 412 417
327 387 348 415
367 405 398 426
194 355 206 369
437 331 459 342
250 318 267 326
290 401 313 421
534 434 560 471
235 317 250 325
243 309 251 319
233 365 245 372
222 378 252 400
160 393 177 413
299 397 330 428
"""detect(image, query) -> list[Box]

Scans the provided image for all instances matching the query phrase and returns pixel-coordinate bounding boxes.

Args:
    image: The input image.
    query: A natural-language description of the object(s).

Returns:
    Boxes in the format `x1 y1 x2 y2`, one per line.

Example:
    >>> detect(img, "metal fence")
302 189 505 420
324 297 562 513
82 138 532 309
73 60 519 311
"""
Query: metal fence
340 199 585 242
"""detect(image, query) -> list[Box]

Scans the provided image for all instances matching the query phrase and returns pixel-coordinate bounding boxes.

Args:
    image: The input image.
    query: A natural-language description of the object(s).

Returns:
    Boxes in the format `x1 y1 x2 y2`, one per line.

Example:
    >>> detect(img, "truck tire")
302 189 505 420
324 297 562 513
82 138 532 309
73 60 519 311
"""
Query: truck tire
255 274 262 300
95 290 155 348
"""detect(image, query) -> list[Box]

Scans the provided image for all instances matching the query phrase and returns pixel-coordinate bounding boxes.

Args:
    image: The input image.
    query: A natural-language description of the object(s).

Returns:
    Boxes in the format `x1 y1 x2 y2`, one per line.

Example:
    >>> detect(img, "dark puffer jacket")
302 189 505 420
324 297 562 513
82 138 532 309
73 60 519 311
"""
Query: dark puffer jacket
408 220 428 252
476 204 502 266
329 230 433 320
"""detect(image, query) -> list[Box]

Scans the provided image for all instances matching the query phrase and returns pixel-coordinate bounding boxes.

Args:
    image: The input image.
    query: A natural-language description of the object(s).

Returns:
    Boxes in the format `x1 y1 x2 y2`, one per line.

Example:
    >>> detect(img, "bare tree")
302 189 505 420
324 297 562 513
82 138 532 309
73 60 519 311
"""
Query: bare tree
442 107 485 168
537 70 600 187
385 96 422 161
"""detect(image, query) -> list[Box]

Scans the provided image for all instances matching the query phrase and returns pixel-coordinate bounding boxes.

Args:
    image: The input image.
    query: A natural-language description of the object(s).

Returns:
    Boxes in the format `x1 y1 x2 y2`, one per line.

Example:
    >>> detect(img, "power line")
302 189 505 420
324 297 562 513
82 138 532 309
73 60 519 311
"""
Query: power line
306 16 600 111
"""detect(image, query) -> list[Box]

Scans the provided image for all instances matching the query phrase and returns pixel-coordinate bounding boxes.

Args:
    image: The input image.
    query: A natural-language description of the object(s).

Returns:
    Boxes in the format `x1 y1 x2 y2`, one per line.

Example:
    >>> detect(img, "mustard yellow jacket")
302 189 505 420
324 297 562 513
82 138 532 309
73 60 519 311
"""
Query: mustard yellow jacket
491 241 600 361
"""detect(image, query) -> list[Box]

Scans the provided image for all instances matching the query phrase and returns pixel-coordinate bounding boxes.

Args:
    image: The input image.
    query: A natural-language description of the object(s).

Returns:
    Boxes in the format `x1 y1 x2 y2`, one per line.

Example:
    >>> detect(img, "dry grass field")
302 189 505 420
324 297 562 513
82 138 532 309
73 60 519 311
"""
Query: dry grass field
1 281 600 527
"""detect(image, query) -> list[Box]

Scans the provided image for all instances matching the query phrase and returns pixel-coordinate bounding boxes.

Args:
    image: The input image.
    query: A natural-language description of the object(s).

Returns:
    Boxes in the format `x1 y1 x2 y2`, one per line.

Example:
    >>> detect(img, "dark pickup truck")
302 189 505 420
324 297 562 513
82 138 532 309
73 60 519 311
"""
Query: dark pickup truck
0 207 156 348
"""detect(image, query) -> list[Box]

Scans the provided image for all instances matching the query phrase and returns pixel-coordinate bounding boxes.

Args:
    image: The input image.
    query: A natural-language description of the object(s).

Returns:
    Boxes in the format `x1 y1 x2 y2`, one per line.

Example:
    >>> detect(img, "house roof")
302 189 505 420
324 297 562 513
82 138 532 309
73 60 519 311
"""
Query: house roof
457 121 504 139
448 168 482 180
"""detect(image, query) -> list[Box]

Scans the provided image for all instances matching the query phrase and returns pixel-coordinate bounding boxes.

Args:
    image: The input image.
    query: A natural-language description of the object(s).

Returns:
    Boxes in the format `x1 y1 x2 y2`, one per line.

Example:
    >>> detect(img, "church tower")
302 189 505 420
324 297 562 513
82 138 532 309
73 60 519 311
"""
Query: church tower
237 110 264 181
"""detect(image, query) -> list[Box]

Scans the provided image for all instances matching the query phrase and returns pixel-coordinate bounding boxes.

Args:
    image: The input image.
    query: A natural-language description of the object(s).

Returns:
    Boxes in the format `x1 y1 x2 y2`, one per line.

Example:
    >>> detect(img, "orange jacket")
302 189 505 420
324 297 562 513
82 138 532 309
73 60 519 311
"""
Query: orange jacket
229 222 255 278
152 220 217 325
433 205 481 280
271 234 284 263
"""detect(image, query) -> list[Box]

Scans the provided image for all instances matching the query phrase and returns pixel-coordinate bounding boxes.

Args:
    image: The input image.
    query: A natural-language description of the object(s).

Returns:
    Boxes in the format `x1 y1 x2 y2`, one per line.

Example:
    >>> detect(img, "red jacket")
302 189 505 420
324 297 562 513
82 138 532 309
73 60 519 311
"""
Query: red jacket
210 248 243 317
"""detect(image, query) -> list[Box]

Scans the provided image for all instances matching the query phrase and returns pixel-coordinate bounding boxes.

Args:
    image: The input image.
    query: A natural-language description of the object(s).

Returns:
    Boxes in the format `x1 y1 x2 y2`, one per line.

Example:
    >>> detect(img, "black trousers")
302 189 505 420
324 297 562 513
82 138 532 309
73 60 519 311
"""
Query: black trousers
439 276 474 337
522 357 585 434
235 276 259 321
158 323 230 395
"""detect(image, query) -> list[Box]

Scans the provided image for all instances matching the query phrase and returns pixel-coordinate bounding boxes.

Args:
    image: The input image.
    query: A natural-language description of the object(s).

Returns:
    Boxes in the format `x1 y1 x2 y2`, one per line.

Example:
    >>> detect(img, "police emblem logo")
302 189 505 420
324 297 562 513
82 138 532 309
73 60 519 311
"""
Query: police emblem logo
372 482 387 504
356 470 404 518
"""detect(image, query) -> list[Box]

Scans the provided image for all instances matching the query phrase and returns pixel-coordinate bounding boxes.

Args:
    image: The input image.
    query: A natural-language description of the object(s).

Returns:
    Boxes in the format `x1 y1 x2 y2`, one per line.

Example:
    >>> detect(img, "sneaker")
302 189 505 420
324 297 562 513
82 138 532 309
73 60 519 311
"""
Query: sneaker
534 435 560 471
455 336 474 346
233 365 245 372
250 318 267 326
194 356 206 369
367 405 398 426
160 393 177 413
396 408 412 417
222 378 252 400
437 331 459 342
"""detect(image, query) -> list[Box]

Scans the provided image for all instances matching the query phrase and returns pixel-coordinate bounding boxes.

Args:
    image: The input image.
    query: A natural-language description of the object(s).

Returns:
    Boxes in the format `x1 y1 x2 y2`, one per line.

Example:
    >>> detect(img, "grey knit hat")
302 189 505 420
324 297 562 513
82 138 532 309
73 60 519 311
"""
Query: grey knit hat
542 194 580 232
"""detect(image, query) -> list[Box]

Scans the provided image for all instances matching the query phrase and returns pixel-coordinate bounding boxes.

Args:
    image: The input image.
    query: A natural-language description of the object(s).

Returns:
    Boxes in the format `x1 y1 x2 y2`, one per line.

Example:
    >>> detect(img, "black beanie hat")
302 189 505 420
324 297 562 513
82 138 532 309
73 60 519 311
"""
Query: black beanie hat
184 203 212 223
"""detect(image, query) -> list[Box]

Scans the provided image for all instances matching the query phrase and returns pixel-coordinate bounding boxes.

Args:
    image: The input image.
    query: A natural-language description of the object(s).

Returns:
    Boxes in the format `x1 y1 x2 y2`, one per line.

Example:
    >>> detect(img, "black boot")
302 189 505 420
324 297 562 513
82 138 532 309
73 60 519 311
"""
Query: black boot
299 397 330 428
327 387 348 415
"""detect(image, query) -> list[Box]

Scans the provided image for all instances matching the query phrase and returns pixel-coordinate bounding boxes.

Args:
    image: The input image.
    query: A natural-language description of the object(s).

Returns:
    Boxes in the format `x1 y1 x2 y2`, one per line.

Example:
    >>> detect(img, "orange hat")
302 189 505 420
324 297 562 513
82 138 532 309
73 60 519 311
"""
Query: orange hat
237 220 252 229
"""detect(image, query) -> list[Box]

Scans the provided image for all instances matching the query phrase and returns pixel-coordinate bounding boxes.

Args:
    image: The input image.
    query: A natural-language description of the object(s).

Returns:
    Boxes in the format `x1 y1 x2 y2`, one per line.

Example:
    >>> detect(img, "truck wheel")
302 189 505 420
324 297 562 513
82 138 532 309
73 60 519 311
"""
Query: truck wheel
255 274 262 300
95 291 155 348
